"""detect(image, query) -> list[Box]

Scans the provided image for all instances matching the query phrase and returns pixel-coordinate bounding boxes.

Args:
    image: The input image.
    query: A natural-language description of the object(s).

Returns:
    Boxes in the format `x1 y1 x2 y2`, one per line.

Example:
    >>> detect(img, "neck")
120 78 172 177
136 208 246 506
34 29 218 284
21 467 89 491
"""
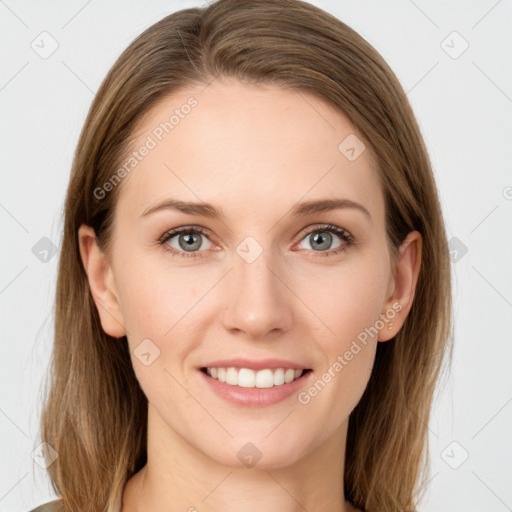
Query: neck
122 403 354 512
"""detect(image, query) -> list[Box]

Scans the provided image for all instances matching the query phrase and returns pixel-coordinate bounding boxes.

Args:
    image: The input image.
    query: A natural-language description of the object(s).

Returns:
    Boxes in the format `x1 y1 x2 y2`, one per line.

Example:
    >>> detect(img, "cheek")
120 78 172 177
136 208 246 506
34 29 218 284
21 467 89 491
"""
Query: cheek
295 255 390 345
114 263 210 385
115 258 204 337
294 255 388 409
297 287 382 431
117 272 201 398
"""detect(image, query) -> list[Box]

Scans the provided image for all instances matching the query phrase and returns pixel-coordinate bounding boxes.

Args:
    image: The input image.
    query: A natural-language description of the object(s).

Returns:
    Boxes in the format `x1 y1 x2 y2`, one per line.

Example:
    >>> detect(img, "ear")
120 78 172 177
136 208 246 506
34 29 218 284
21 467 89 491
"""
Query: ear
378 230 422 342
78 224 127 338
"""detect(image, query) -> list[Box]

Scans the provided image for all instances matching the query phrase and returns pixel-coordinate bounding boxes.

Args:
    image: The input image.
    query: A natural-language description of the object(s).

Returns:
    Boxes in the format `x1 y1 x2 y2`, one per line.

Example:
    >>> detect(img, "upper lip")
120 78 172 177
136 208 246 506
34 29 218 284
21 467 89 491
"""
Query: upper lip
200 358 311 371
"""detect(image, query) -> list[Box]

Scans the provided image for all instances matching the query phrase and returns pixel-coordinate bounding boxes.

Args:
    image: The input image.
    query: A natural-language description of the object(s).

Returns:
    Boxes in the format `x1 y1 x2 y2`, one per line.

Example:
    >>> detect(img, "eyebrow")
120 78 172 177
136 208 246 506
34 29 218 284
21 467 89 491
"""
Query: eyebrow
141 198 371 221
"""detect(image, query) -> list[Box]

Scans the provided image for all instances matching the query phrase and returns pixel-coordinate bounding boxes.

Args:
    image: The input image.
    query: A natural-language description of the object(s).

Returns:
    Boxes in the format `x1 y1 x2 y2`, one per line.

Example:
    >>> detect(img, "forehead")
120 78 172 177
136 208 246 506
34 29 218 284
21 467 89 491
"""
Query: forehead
114 78 384 225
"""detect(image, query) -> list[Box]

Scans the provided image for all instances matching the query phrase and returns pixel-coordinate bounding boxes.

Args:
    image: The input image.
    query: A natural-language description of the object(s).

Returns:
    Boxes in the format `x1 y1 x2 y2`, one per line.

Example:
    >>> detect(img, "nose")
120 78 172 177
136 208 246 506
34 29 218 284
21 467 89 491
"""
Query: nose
221 245 294 340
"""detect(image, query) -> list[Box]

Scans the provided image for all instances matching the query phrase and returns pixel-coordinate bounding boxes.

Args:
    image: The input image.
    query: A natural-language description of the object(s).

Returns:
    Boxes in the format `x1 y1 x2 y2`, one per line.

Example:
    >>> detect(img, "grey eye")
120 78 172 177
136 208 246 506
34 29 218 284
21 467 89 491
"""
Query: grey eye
298 230 343 252
168 231 212 252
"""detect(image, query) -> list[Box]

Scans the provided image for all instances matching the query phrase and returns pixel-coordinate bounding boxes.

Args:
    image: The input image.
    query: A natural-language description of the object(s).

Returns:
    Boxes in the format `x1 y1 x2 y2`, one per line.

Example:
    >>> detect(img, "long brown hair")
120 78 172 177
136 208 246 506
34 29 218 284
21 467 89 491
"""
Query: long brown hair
38 1 453 510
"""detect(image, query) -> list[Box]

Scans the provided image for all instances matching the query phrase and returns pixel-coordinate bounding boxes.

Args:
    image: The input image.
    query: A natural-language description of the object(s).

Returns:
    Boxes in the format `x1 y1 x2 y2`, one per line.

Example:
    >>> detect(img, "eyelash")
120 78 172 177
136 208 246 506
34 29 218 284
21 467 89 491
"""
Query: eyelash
157 224 354 259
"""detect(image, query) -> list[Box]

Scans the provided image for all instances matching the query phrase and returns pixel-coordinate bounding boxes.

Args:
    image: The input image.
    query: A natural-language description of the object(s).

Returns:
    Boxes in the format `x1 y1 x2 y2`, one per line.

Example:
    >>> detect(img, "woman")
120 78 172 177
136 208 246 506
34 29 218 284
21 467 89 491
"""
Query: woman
32 0 453 511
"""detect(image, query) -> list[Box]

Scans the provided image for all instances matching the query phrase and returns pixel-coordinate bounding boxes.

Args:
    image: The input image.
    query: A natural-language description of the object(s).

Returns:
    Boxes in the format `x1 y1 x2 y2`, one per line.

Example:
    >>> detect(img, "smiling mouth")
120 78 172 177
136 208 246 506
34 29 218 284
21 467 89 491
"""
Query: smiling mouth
200 367 313 389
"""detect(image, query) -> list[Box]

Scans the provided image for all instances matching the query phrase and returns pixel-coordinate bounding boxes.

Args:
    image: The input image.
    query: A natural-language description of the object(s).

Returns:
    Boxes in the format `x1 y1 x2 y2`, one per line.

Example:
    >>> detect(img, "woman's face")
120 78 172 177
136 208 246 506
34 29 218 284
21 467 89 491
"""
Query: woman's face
85 78 410 468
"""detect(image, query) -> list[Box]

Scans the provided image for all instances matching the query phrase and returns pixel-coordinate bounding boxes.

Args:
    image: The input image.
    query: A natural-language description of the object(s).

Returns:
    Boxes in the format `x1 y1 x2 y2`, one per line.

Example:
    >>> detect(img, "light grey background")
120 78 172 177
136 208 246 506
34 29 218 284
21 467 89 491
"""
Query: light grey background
1 1 511 511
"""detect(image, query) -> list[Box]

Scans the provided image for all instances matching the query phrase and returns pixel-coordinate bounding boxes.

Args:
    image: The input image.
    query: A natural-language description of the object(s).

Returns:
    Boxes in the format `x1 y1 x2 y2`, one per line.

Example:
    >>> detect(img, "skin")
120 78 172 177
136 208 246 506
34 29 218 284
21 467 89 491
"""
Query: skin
79 78 421 512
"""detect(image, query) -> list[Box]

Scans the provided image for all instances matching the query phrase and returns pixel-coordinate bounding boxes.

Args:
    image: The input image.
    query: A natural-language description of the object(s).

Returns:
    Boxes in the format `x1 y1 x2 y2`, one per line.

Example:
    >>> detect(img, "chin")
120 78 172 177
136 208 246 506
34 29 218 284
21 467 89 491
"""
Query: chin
200 435 309 470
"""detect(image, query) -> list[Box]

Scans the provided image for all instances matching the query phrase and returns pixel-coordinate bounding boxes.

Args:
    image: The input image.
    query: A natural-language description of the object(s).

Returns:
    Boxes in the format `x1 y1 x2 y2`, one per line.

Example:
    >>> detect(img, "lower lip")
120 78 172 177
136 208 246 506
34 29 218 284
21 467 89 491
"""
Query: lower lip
199 369 313 407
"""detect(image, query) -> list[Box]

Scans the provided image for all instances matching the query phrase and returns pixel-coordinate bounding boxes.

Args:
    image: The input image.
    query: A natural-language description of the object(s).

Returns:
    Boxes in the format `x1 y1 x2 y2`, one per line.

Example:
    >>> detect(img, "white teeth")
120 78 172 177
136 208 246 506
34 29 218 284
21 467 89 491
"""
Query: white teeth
273 368 285 385
255 369 274 388
204 367 305 388
238 368 256 387
226 367 238 385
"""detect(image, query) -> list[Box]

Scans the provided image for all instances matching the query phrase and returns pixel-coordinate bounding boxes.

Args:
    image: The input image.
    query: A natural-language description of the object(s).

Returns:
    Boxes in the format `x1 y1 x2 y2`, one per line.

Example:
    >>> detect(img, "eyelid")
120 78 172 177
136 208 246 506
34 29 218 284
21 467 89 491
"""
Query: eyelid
157 225 216 245
294 223 353 242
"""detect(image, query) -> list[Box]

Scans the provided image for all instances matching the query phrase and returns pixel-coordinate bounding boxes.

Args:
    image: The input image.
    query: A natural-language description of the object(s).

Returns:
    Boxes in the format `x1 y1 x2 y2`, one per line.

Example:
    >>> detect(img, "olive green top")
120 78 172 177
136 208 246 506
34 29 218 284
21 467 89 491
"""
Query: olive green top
28 499 63 512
